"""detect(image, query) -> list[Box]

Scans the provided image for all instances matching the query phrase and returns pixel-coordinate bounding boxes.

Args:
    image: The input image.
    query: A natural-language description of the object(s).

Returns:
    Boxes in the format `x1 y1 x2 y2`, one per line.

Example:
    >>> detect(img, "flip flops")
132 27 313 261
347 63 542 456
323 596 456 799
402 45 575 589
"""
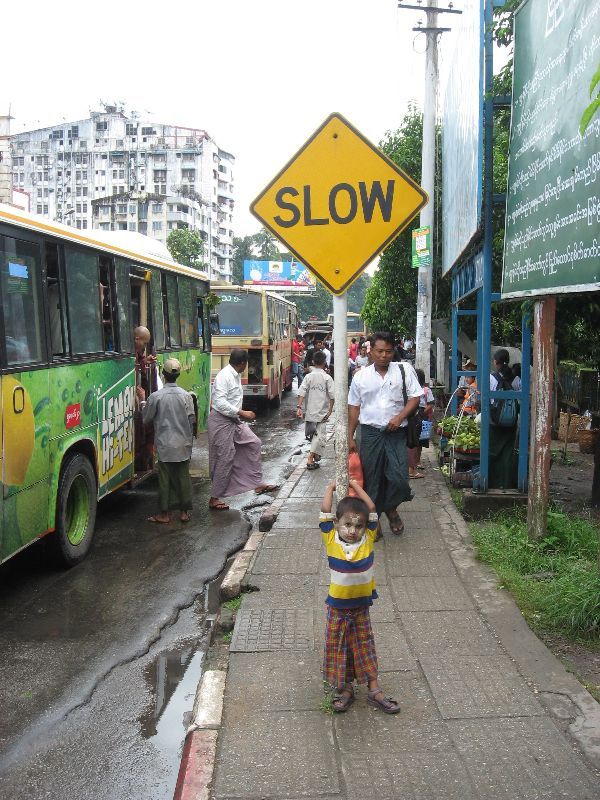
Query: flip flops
209 501 229 511
306 462 320 470
254 484 280 494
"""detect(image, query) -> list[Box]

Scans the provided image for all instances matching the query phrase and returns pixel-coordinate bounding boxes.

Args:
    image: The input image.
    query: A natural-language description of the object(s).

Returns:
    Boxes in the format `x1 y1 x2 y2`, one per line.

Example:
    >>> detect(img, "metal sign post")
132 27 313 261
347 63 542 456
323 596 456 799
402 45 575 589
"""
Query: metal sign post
332 293 349 499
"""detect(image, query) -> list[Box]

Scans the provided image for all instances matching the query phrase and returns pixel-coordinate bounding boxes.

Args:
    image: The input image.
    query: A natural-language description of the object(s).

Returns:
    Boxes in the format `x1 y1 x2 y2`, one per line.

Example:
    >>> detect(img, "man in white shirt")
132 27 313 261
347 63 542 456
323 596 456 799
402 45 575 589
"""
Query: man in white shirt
208 348 278 510
348 332 422 534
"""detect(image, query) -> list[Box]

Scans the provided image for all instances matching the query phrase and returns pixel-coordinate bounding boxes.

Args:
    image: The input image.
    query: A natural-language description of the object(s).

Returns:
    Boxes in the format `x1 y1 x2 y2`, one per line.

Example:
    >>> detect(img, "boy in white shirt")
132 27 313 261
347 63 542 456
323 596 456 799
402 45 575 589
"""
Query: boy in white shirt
296 351 335 470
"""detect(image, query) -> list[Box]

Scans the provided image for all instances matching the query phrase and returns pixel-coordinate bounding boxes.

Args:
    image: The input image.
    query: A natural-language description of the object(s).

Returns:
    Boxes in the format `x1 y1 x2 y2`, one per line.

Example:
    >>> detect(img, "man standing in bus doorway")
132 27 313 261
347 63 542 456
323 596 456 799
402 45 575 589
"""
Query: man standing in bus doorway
292 333 305 386
208 348 279 511
134 326 158 472
348 332 422 535
141 359 195 524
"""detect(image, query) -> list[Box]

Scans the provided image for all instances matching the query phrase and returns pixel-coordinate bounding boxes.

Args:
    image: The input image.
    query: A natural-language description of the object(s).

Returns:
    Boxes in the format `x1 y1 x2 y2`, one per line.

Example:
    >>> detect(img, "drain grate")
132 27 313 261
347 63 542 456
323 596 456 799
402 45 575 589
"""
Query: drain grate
230 608 314 652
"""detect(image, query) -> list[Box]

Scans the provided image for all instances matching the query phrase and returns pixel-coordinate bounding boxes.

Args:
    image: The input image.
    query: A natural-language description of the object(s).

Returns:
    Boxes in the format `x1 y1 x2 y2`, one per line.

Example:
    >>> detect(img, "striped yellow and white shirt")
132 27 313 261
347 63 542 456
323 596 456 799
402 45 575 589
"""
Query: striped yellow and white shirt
320 512 379 609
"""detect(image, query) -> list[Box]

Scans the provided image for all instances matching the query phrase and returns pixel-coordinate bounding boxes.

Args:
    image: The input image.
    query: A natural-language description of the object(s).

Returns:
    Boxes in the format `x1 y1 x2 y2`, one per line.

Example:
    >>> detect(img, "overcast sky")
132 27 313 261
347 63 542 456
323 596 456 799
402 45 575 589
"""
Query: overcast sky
5 0 437 236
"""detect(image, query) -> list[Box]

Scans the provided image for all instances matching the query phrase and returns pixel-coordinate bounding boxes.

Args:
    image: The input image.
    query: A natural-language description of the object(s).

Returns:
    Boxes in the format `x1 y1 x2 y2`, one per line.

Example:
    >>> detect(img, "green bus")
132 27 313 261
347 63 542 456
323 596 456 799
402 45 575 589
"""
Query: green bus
0 204 213 566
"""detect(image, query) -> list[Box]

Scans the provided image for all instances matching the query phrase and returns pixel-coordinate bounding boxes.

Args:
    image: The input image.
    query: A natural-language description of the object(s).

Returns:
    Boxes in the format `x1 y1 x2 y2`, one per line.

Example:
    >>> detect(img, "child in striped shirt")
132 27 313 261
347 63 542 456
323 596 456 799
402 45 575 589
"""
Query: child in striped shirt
320 480 401 714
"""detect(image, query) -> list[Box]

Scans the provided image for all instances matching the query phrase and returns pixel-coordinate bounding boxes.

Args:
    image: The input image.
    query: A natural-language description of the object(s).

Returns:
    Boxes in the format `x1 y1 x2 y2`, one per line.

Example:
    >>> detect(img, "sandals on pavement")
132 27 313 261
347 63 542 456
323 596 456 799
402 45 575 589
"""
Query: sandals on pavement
386 511 404 536
409 473 424 479
147 515 170 524
209 501 229 511
306 462 320 470
367 689 401 714
332 685 355 713
254 484 280 494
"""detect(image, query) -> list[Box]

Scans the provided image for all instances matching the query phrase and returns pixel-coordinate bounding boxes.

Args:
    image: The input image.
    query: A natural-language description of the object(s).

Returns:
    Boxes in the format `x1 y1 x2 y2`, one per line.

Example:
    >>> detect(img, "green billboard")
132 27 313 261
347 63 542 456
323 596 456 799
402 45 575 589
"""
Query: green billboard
502 0 600 299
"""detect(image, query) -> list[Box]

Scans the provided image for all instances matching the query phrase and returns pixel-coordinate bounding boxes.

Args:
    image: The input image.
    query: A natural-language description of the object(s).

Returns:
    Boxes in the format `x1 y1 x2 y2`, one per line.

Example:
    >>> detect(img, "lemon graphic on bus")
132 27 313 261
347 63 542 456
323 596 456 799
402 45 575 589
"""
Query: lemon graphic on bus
2 376 35 486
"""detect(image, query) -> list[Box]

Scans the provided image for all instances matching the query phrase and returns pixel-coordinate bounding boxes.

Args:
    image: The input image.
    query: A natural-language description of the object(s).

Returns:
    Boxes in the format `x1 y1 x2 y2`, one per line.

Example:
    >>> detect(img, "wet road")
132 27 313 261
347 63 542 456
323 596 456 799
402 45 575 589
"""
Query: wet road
0 388 306 800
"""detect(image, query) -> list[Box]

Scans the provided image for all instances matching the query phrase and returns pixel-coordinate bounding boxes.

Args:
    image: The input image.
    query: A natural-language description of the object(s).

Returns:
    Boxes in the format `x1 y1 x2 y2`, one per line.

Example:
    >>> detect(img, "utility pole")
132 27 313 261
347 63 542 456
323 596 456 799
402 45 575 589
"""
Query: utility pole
398 2 460 381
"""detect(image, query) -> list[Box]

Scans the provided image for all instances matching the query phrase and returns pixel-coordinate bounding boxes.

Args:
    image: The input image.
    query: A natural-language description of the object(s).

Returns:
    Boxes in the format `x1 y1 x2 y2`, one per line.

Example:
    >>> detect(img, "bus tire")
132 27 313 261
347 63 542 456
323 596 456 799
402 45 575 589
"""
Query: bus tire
270 372 283 408
53 453 97 567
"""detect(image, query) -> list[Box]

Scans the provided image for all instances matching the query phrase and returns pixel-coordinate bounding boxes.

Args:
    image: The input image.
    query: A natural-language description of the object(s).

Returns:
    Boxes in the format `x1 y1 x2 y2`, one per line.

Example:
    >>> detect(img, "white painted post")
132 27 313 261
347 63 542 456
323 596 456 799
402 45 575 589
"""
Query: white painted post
415 0 439 383
333 292 349 500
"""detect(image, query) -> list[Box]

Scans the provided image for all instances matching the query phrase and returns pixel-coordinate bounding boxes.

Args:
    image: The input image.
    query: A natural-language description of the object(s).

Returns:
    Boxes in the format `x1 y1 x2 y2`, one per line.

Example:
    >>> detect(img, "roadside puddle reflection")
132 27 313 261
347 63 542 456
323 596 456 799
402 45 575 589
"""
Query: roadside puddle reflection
140 644 205 756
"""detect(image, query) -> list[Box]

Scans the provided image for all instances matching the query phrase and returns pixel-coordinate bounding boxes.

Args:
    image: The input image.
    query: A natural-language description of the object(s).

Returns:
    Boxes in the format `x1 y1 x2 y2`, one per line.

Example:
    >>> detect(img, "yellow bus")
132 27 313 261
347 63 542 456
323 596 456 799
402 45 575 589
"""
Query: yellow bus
327 311 367 346
211 285 298 407
0 204 213 566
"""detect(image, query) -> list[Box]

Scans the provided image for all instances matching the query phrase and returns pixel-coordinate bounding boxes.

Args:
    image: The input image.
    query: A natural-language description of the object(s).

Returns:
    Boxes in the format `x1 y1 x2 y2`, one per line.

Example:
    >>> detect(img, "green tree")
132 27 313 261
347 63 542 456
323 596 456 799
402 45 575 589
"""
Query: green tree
361 107 449 335
347 273 371 315
166 228 206 270
287 281 333 322
231 235 256 285
251 227 279 259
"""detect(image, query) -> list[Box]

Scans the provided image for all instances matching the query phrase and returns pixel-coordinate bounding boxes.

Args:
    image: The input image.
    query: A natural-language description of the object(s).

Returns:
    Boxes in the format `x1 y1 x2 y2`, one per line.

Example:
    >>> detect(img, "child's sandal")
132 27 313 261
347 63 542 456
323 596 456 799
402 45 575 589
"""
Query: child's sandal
332 686 354 712
367 689 401 714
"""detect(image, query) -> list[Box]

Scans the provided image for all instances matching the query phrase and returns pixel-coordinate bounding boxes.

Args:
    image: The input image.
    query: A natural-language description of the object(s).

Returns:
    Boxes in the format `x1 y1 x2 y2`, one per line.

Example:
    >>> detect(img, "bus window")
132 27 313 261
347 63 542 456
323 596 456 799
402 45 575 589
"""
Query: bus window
215 291 261 336
99 256 116 352
114 259 134 353
163 273 180 348
64 247 103 355
150 271 166 351
45 241 67 358
178 277 196 347
0 235 44 365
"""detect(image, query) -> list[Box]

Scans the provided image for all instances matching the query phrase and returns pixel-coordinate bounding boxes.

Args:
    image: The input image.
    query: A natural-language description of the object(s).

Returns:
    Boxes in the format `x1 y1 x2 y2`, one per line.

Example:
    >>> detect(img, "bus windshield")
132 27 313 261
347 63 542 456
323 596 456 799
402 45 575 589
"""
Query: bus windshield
216 291 262 336
347 315 363 332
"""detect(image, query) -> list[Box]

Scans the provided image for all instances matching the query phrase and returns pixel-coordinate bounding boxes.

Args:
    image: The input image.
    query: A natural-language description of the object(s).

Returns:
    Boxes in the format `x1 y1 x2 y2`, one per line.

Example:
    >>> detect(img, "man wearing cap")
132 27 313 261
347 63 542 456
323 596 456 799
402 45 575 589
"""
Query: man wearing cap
141 358 196 524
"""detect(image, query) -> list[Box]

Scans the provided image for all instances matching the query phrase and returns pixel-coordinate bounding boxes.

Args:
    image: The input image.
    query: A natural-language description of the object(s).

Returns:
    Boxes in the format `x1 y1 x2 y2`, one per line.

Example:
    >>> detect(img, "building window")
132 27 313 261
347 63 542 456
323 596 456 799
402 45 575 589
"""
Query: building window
153 170 166 182
37 204 43 214
117 204 127 214
96 121 108 132
128 223 136 231
153 203 163 213
126 124 136 136
152 221 163 232
182 169 195 180
141 127 155 136
82 220 88 229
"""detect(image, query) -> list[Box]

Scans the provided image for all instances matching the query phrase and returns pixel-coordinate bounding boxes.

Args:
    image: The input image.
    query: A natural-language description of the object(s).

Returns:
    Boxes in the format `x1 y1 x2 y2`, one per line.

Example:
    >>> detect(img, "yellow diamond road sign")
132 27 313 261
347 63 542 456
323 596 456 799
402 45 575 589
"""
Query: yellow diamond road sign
250 113 428 295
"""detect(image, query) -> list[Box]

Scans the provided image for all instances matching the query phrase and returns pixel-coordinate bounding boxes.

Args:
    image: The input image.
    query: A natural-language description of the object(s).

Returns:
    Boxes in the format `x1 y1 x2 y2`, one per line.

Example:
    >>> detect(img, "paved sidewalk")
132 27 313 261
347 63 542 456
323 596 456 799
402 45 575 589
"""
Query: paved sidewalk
211 443 599 799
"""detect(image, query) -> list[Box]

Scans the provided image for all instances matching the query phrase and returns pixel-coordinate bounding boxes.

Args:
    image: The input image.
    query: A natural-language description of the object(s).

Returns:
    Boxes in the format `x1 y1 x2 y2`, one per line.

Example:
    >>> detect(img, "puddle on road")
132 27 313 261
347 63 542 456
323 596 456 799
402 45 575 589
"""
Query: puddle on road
140 642 205 754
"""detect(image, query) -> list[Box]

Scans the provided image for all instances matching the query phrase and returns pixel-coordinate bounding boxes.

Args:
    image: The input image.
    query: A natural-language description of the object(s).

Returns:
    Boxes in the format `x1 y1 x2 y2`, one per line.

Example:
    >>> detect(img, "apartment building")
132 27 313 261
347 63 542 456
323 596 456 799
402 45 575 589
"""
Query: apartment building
10 107 235 281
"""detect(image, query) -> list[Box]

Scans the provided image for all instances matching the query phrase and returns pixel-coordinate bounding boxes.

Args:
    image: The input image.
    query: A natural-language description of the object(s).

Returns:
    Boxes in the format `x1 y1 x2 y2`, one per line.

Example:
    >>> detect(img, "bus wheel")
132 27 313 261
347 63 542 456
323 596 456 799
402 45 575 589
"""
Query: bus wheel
270 373 283 408
53 453 97 566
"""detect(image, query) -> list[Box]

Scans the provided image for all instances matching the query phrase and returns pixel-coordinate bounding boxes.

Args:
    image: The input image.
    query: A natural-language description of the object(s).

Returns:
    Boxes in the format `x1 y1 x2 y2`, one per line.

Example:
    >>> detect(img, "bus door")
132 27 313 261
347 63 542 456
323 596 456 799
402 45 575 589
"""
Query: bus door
130 266 157 474
0 233 50 561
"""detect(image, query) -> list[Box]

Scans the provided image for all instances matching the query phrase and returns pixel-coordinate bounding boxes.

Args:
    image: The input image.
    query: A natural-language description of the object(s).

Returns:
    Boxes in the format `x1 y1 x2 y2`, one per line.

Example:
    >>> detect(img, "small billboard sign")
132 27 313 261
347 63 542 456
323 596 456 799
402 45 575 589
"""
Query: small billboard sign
411 226 432 268
243 259 315 291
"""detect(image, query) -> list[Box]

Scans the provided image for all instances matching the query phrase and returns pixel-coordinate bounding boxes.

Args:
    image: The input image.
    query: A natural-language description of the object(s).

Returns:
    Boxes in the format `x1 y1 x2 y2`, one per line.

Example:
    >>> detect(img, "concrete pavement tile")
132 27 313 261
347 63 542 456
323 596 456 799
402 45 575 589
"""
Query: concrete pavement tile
252 546 320 575
394 511 438 529
387 525 447 550
230 608 314 652
387 550 457 577
242 574 318 601
448 717 599 799
342 751 478 800
420 655 544 718
212 710 339 798
225 652 325 712
274 511 321 529
368 590 397 623
262 528 317 547
334 672 450 755
371 622 417 672
291 472 332 497
390 577 474 611
401 611 501 656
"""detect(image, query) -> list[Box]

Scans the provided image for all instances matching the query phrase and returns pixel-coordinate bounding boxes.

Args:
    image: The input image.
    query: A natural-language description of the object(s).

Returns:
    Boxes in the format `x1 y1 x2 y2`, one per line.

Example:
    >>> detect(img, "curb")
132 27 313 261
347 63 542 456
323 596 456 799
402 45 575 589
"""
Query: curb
173 459 309 799
258 462 306 531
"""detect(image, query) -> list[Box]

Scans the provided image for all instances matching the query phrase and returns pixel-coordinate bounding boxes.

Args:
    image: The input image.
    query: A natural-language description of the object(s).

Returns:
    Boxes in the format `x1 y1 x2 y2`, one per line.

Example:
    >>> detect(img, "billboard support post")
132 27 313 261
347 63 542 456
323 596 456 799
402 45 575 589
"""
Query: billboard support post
333 292 349 501
527 297 556 540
